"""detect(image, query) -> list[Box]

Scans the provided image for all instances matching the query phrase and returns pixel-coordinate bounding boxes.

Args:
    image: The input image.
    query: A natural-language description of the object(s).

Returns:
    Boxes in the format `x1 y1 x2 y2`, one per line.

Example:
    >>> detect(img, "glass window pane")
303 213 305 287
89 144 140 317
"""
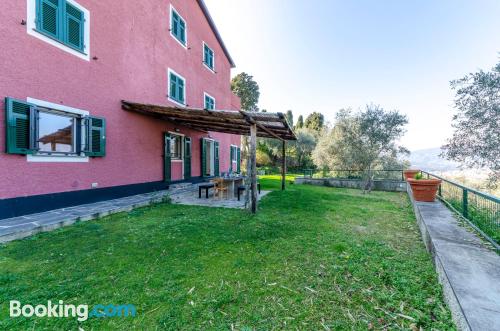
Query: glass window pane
38 111 75 153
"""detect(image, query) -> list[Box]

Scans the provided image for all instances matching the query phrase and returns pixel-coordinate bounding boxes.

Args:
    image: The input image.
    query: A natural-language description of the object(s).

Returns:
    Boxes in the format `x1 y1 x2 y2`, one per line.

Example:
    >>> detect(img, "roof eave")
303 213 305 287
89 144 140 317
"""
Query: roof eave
197 0 236 68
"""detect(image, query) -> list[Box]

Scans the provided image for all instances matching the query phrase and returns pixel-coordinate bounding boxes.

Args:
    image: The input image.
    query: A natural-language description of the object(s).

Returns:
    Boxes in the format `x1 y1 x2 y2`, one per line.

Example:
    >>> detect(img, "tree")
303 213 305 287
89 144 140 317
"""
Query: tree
231 72 260 175
285 110 293 127
295 115 304 129
291 128 317 169
305 112 325 131
230 72 260 111
312 105 408 192
442 60 500 186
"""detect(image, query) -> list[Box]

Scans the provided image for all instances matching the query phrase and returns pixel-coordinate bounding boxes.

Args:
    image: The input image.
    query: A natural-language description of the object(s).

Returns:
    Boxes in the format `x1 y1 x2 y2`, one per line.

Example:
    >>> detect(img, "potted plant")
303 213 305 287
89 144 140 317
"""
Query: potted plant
408 173 442 202
403 169 420 180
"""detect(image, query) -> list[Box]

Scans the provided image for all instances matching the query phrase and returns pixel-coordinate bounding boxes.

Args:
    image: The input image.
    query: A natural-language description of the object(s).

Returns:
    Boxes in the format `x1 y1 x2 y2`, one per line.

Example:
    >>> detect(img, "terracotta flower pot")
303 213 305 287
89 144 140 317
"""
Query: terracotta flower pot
403 169 420 180
408 178 442 202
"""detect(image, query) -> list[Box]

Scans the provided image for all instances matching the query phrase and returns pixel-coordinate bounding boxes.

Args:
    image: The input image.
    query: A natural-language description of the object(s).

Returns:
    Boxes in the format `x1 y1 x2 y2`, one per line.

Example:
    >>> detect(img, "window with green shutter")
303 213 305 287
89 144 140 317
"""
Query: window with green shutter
4 97 105 158
204 93 215 110
169 71 186 105
36 0 86 53
171 7 186 46
203 43 214 70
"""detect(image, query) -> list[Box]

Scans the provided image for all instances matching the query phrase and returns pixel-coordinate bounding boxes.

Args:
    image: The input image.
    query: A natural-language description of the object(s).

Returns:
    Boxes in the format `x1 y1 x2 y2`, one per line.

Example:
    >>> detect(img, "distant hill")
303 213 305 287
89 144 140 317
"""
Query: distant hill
408 147 460 171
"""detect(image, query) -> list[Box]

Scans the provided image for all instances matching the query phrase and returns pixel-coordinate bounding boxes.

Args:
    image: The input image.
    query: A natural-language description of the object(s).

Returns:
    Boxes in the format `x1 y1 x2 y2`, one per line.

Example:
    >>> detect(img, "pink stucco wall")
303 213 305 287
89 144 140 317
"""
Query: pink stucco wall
0 0 241 199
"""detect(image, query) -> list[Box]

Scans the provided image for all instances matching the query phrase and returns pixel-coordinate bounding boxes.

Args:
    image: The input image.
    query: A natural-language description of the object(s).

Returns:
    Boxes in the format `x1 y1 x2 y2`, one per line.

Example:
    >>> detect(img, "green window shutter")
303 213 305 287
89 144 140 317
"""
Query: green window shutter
169 72 185 104
64 2 84 51
37 0 60 39
230 146 234 166
4 97 37 155
200 138 206 177
179 19 186 44
164 133 171 182
214 141 220 177
184 137 191 179
172 10 186 45
237 147 241 173
169 73 177 100
84 116 106 157
178 78 185 103
204 45 214 69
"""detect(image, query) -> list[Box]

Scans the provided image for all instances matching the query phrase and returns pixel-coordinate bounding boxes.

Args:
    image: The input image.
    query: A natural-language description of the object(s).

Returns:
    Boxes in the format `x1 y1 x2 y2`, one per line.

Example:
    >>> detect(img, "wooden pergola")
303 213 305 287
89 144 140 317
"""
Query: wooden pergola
122 100 296 213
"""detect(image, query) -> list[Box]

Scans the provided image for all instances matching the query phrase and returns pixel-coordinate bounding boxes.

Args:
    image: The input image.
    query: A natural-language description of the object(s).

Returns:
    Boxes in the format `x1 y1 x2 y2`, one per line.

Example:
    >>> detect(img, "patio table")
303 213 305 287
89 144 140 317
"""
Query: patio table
213 176 245 198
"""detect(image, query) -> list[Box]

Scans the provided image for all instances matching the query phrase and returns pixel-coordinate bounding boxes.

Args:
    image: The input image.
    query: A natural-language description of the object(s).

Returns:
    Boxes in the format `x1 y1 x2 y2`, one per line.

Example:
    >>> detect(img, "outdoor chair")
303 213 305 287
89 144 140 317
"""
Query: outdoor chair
212 178 229 199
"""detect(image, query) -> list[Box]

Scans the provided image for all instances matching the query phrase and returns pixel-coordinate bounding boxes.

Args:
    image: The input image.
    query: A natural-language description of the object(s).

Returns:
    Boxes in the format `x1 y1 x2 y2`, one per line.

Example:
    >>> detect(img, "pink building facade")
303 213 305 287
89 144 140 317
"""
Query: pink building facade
0 0 241 218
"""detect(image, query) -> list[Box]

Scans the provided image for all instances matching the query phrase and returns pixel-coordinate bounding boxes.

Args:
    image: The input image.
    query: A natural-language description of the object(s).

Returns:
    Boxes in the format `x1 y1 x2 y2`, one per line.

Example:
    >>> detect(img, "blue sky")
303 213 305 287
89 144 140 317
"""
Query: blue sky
205 0 500 150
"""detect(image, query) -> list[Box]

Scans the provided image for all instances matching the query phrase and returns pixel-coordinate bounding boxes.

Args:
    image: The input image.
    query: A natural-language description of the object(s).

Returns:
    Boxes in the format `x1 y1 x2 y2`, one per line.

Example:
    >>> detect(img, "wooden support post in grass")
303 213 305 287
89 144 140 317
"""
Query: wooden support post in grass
282 140 286 191
250 123 258 214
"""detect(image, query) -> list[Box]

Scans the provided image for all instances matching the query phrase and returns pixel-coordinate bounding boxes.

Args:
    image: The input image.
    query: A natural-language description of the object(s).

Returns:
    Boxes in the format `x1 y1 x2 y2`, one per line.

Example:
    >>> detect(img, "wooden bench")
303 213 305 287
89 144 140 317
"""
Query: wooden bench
198 183 215 198
237 183 261 201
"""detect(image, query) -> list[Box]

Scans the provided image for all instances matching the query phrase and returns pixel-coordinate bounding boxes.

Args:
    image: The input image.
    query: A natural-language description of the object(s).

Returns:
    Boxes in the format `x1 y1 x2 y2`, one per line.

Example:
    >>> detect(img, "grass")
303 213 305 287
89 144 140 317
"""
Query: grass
0 177 454 330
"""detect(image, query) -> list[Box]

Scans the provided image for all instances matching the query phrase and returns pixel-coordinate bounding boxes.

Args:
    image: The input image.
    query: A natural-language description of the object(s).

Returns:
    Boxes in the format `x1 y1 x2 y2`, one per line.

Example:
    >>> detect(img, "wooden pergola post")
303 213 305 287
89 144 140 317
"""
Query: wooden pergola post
282 140 286 191
249 123 258 213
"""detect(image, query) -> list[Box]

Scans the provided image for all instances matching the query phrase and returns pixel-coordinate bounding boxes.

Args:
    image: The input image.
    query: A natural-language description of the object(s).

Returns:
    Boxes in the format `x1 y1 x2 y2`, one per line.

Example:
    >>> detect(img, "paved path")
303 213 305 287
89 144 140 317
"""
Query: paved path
0 190 173 243
411 199 500 331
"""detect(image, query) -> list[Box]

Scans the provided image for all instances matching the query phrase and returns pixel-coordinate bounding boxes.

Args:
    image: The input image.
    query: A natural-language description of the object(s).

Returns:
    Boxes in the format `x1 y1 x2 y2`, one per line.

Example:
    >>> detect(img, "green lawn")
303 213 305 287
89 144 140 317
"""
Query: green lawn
0 177 454 330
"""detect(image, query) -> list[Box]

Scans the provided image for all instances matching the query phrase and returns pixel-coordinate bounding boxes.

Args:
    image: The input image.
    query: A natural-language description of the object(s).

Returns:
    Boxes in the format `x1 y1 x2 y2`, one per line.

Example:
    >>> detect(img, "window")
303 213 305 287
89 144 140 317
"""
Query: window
170 134 182 160
230 146 237 162
4 97 105 158
204 93 215 110
170 6 186 46
168 70 186 105
34 0 87 53
38 110 76 154
203 43 214 71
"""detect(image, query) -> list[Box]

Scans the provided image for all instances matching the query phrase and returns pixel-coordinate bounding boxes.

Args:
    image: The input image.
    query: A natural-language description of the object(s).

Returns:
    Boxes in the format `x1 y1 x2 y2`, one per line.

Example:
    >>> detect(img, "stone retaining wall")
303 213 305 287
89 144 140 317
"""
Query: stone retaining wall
295 177 407 192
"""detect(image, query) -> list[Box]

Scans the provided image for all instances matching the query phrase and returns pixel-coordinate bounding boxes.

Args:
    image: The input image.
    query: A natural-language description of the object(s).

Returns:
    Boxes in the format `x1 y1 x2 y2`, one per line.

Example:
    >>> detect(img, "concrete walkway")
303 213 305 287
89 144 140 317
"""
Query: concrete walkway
0 189 172 244
411 199 500 331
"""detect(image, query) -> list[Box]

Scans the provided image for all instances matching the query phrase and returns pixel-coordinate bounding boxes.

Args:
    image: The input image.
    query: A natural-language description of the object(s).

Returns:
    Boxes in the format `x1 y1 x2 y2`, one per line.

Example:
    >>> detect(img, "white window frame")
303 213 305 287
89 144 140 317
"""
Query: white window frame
203 92 215 110
26 97 90 163
202 41 215 73
168 68 187 107
169 4 187 49
26 0 91 61
230 144 239 163
169 132 184 162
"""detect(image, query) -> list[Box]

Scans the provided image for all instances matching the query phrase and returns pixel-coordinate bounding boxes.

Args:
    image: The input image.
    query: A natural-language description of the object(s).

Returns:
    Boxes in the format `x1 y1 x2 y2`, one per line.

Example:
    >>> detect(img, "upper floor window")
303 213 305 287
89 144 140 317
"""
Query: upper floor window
170 6 186 47
27 0 90 60
204 93 215 110
203 42 215 71
168 69 186 106
36 0 85 52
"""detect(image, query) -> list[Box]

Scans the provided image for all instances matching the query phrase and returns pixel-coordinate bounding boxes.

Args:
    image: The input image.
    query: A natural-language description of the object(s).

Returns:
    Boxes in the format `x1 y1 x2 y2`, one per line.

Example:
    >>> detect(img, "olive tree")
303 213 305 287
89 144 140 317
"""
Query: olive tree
442 60 500 187
313 106 408 192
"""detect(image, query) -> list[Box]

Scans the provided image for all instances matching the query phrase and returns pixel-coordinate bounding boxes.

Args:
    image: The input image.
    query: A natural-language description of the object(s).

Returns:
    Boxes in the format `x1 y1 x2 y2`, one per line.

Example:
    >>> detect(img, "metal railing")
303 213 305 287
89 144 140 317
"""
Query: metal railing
421 171 499 249
302 169 405 181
